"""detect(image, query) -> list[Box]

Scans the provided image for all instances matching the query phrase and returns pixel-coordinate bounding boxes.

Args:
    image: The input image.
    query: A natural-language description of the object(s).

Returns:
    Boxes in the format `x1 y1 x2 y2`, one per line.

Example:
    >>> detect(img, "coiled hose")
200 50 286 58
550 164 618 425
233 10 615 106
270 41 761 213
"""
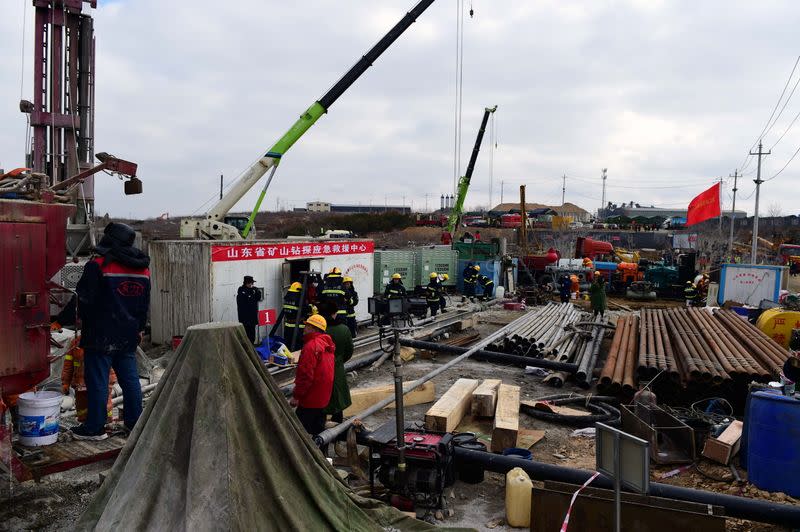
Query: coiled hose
520 394 621 427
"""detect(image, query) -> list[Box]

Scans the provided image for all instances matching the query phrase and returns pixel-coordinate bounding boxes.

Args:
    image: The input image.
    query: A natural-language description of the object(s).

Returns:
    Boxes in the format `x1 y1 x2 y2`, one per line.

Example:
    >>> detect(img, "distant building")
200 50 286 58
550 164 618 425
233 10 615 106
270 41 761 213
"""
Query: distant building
305 202 410 214
602 202 747 220
490 202 591 222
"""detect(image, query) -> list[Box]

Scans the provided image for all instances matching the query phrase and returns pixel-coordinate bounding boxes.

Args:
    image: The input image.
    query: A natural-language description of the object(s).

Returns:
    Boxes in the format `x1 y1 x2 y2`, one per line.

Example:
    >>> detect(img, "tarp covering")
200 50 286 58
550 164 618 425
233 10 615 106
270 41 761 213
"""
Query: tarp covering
76 322 452 531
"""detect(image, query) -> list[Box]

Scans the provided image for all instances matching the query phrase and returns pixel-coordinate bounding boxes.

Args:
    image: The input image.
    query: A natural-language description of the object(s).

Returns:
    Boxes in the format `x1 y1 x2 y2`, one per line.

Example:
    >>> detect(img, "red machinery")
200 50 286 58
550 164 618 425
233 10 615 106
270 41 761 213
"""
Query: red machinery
575 236 613 260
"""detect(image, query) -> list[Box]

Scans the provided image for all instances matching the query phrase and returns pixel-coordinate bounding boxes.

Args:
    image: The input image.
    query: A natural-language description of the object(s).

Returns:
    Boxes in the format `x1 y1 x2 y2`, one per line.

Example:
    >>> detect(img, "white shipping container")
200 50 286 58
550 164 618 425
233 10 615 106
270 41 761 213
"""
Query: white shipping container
149 239 374 344
717 263 786 307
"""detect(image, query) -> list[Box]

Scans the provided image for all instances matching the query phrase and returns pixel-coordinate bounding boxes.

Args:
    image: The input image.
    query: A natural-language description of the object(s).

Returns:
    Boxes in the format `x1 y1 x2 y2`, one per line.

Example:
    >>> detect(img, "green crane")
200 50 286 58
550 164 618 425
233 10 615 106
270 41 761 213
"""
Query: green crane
181 0 438 240
446 105 497 237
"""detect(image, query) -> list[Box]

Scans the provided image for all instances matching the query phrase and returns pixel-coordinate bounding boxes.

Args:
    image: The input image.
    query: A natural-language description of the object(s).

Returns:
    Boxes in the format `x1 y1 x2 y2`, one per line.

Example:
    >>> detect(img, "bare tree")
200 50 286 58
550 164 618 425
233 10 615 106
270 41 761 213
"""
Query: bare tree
767 202 783 218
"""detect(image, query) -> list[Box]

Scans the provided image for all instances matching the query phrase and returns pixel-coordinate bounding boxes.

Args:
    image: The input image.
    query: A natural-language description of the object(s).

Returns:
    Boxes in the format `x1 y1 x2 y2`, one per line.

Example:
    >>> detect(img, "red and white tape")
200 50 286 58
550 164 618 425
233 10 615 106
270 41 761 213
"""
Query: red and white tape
560 471 601 532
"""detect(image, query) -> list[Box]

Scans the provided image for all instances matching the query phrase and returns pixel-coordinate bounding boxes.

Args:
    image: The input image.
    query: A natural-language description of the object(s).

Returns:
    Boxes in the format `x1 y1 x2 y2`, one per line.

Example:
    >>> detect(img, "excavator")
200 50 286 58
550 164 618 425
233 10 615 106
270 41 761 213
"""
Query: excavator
180 0 438 240
445 105 497 240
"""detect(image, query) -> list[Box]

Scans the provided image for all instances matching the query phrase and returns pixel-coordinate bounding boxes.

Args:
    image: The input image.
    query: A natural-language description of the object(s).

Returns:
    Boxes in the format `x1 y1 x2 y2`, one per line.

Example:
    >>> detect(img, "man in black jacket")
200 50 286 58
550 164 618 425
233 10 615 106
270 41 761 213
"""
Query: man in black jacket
71 222 150 440
237 276 260 343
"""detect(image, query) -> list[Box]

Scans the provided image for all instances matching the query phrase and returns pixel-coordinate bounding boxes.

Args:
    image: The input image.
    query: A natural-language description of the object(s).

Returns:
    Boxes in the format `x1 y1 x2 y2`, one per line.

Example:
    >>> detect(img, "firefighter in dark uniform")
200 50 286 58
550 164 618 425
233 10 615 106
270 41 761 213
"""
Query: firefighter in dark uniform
463 263 479 300
684 281 698 307
343 276 359 337
282 281 307 351
236 275 260 344
384 273 407 298
426 272 443 316
478 274 494 300
321 267 347 321
438 273 449 312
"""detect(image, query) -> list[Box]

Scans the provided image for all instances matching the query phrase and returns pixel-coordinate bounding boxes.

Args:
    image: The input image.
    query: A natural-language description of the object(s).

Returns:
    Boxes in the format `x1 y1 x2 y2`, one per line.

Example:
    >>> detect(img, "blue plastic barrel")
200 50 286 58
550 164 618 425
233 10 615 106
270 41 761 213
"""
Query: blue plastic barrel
746 391 800 496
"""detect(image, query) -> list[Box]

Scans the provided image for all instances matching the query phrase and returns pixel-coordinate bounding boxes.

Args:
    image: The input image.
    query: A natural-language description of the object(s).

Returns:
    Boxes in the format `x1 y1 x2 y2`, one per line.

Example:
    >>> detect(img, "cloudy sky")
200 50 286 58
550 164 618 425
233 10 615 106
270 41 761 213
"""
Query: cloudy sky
1 0 799 219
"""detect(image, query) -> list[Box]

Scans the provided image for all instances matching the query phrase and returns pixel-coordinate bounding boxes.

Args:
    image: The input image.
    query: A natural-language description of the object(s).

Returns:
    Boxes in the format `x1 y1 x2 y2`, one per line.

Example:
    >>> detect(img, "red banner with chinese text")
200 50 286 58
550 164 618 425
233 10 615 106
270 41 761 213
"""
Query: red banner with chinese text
211 241 374 262
686 182 720 226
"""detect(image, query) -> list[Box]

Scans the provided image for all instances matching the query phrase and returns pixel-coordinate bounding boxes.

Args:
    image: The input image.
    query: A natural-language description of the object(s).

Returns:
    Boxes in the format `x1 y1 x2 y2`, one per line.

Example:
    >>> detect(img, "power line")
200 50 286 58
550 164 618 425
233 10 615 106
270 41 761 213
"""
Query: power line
769 106 800 151
764 141 800 182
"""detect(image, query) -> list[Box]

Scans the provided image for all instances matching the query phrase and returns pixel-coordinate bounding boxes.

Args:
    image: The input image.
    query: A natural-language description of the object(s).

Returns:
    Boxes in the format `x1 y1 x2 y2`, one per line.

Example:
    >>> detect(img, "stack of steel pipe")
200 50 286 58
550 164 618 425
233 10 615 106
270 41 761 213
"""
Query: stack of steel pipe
574 314 609 388
665 308 728 385
713 308 791 376
489 303 589 359
599 314 639 394
637 308 681 382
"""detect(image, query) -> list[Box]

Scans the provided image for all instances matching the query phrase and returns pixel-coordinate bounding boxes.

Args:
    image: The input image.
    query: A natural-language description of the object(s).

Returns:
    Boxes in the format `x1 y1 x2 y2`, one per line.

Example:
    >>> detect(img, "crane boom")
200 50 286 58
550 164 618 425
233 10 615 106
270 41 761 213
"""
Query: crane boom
447 105 497 235
182 0 438 240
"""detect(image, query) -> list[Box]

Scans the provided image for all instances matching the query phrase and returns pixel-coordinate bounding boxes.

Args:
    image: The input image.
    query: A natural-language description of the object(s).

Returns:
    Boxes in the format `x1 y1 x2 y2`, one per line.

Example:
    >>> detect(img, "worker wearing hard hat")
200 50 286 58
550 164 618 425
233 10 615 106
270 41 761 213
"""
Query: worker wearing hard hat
321 267 347 320
384 273 407 299
684 281 698 307
589 272 607 317
282 282 307 351
463 263 480 301
437 273 450 312
477 274 494 300
342 276 359 337
289 314 335 436
426 272 443 316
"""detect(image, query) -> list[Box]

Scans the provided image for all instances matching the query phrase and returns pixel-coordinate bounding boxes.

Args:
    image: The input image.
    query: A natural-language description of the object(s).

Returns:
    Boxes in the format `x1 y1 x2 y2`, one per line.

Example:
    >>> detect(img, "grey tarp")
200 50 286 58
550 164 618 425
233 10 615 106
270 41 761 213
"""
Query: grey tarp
76 322 464 531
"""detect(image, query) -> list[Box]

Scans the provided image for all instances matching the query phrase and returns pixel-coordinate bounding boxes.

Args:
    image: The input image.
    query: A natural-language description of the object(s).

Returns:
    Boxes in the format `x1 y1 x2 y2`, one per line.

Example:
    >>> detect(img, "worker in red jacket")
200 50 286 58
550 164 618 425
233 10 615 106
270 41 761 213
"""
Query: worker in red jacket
290 314 335 436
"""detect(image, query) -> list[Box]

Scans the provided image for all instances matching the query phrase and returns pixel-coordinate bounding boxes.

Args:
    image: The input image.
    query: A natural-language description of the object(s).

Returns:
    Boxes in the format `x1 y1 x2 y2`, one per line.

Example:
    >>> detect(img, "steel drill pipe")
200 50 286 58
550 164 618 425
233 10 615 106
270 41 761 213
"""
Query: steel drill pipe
688 308 744 378
671 308 727 384
655 310 681 382
577 317 607 389
679 309 731 384
714 310 784 372
622 314 639 393
610 315 633 393
717 309 788 365
600 314 628 387
663 311 702 381
452 448 800 529
396 338 579 372
665 309 710 382
651 309 667 378
695 308 768 379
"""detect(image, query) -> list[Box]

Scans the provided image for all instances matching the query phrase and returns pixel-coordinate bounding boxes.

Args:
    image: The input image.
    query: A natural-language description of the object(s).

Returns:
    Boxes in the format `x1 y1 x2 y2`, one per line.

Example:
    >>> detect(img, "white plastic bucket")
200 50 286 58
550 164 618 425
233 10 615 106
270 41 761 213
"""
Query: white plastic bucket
495 286 506 300
17 390 62 446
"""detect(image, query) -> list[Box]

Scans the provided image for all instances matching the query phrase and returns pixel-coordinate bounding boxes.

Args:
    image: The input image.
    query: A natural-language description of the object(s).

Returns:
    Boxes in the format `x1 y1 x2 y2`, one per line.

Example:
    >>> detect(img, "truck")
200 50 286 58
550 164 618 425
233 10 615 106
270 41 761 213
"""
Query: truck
415 214 447 227
575 236 614 260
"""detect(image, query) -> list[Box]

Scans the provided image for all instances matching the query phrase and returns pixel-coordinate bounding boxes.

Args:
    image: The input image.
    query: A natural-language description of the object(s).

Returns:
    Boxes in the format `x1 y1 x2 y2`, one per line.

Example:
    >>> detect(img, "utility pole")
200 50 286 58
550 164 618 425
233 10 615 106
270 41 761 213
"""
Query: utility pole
750 142 771 264
561 174 566 205
600 168 607 219
728 169 739 257
219 174 223 200
425 193 430 213
500 180 505 203
519 185 528 255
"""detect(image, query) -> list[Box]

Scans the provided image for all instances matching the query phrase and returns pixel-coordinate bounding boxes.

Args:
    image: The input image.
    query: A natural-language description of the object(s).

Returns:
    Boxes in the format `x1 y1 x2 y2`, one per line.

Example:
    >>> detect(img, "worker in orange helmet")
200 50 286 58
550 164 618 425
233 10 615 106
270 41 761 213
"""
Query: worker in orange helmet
61 333 117 423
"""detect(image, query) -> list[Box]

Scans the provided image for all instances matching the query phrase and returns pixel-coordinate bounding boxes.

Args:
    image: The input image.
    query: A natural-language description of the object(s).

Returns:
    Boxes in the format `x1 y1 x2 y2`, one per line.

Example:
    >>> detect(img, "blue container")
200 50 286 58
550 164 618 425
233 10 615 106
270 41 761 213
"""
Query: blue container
502 447 532 460
740 387 781 469
746 391 800 496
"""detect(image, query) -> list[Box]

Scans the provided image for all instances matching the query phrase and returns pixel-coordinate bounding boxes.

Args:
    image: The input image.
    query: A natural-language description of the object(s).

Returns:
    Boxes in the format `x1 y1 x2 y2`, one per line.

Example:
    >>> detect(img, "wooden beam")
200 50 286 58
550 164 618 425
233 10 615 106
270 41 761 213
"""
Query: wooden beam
342 382 436 417
471 379 502 417
491 384 520 452
425 378 480 432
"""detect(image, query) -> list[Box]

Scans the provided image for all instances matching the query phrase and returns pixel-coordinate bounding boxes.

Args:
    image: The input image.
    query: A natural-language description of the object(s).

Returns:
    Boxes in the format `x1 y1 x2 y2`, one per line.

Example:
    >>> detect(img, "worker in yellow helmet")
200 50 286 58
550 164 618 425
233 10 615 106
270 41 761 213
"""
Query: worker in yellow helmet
342 276 359 337
384 272 407 298
426 272 443 316
290 313 335 436
462 263 480 301
282 281 307 351
437 273 450 312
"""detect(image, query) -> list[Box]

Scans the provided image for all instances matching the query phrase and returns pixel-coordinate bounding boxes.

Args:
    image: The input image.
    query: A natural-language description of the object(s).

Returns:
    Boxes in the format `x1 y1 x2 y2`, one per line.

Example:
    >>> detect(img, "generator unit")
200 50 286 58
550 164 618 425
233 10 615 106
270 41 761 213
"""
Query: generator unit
369 428 456 510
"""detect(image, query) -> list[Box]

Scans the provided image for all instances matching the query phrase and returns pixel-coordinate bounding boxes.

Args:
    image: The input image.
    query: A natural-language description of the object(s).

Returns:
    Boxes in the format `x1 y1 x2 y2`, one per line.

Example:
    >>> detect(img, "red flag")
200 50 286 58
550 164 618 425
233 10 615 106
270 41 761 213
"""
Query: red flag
686 182 721 226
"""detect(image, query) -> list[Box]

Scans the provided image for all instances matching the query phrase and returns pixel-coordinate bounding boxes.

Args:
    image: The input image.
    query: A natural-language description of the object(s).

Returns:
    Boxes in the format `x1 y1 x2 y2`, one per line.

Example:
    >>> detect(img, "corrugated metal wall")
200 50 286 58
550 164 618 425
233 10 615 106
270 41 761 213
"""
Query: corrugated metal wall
150 241 212 344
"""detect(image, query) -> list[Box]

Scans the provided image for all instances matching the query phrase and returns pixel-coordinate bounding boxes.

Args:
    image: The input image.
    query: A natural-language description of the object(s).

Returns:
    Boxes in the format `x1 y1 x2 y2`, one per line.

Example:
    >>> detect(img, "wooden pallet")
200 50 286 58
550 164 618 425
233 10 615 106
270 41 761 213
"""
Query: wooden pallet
13 435 127 481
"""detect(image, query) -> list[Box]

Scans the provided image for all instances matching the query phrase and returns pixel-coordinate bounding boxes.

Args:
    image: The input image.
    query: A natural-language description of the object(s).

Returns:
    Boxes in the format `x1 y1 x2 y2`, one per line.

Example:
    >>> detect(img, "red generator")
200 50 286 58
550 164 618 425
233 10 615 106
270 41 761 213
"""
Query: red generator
0 199 74 404
369 425 455 511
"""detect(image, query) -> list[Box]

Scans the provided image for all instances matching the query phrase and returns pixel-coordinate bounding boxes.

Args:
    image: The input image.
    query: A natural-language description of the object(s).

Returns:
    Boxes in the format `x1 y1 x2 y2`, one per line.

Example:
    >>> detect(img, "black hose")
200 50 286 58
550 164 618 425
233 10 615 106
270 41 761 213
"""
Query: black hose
397 338 579 373
453 448 800 528
520 394 621 427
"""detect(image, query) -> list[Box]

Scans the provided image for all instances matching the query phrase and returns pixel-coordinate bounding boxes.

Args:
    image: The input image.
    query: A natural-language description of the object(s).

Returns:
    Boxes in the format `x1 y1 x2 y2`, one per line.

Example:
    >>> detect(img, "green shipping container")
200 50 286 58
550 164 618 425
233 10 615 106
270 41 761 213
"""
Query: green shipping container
452 240 498 261
416 246 459 286
373 250 418 294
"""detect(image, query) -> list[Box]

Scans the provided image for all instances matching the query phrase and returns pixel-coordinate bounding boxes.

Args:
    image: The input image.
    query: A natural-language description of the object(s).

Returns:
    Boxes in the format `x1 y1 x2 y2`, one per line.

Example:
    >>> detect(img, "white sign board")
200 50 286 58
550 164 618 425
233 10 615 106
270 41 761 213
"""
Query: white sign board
718 264 785 306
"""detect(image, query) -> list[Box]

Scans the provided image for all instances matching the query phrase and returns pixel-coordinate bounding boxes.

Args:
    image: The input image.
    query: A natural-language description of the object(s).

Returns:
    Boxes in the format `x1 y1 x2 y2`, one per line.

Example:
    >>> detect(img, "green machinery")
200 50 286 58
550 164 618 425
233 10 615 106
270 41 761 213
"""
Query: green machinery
446 105 497 237
180 0 438 240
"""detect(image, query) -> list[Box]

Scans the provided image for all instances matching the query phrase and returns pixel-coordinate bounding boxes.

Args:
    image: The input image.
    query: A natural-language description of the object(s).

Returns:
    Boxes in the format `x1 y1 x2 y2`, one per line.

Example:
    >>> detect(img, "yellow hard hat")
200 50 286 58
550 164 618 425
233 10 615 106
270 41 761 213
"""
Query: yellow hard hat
475 265 481 271
430 272 439 279
289 282 302 292
343 276 353 283
392 273 402 280
305 314 327 331
442 273 449 280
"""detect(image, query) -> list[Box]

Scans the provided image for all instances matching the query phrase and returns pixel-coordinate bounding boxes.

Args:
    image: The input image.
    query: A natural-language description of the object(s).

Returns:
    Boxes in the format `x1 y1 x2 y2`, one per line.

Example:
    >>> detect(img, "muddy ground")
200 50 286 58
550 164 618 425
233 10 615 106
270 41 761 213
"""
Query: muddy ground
1 307 797 531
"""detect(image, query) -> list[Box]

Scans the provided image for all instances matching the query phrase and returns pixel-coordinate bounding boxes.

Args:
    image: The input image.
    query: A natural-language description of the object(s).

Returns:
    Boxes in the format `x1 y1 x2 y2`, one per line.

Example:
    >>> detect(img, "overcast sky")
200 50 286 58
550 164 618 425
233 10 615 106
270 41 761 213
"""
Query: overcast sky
1 0 799 219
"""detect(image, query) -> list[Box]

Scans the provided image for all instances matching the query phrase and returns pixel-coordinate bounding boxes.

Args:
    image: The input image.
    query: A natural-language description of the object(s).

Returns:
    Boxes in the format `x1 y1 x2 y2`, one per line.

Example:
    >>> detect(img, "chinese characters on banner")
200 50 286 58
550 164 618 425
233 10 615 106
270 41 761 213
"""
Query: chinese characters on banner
211 241 375 262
